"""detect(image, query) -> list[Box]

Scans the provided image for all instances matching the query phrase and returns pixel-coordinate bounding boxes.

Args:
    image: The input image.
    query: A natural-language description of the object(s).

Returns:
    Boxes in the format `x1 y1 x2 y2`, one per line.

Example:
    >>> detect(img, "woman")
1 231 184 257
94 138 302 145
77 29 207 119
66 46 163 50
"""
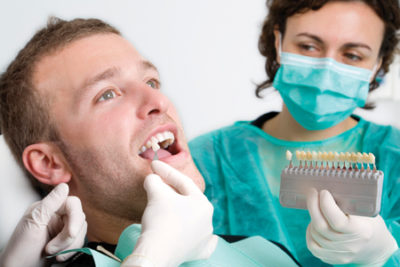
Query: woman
189 0 400 266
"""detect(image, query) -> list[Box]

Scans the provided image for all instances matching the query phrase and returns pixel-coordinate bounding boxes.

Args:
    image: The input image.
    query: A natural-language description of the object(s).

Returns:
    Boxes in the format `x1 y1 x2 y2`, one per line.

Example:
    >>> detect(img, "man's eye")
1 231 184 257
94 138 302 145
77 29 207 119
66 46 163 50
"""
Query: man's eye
98 89 117 102
146 79 159 89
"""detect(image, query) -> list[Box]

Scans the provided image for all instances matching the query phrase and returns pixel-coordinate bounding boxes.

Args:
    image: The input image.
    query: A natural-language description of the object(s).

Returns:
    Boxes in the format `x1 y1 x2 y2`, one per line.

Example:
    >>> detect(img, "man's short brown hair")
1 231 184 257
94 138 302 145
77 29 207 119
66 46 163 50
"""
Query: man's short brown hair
0 17 120 195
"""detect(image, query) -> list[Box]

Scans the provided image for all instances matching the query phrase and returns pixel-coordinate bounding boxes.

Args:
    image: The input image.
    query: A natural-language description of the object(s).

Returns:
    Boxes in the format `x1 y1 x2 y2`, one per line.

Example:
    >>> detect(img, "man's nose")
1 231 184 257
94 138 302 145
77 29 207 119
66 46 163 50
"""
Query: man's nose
136 84 169 119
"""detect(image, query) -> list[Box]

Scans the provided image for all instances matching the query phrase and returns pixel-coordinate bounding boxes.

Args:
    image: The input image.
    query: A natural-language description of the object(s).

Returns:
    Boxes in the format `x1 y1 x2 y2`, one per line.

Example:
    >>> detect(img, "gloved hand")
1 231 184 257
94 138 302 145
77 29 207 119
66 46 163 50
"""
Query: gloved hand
122 160 218 267
0 183 87 267
306 188 398 266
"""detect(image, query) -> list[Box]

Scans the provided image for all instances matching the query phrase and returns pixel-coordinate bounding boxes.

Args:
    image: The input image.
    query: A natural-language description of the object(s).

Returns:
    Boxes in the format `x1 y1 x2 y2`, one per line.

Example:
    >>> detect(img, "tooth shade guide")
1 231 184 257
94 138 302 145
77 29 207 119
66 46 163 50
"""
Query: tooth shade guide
286 150 293 161
280 160 384 217
151 142 160 152
285 150 377 173
286 150 293 168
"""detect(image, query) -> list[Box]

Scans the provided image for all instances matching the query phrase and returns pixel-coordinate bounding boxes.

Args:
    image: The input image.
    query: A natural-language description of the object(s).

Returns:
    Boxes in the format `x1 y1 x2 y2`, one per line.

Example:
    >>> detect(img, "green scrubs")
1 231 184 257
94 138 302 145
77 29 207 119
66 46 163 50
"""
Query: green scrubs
189 114 400 266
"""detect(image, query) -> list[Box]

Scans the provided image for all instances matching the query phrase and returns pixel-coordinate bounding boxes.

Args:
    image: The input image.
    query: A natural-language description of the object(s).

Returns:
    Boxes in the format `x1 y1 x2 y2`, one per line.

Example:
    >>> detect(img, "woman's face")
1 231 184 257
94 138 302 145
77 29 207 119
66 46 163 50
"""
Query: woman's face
274 1 385 70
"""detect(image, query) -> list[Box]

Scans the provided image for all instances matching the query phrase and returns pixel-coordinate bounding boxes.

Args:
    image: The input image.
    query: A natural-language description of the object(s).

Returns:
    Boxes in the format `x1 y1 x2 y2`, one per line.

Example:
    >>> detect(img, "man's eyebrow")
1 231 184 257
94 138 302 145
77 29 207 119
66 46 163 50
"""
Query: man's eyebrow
73 67 121 108
76 61 158 105
82 61 157 91
141 60 158 73
82 66 121 90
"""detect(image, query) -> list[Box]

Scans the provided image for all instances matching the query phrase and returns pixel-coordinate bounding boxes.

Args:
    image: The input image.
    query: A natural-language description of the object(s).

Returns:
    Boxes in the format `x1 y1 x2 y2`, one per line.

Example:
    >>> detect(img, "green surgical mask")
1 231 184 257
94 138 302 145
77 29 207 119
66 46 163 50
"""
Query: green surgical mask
273 45 376 130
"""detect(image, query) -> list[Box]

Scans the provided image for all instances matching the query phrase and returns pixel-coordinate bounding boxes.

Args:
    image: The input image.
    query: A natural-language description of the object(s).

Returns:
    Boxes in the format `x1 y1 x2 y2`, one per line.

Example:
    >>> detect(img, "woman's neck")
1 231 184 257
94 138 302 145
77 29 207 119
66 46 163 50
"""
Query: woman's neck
262 105 358 142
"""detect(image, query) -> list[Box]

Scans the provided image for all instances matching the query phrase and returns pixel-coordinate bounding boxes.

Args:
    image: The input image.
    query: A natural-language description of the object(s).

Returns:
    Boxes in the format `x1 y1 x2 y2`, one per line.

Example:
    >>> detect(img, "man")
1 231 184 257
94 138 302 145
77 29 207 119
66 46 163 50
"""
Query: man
0 17 298 266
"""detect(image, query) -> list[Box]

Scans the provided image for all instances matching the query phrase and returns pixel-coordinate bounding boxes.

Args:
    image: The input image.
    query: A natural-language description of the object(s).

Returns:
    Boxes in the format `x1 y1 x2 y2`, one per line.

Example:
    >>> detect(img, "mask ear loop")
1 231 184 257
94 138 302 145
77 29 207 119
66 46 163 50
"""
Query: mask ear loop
278 32 283 57
369 62 379 81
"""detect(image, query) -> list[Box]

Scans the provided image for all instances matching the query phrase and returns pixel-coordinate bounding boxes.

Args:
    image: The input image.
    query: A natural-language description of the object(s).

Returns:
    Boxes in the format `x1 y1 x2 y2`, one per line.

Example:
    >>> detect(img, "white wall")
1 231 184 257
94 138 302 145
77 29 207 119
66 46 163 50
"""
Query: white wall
0 0 399 248
1 0 398 139
0 0 276 140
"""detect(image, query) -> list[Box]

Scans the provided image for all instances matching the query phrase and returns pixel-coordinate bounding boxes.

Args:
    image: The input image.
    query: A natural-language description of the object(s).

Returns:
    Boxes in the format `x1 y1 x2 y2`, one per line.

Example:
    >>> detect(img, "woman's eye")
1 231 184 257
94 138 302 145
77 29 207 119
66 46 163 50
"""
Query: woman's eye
344 53 362 62
98 89 117 102
146 79 159 89
299 43 317 52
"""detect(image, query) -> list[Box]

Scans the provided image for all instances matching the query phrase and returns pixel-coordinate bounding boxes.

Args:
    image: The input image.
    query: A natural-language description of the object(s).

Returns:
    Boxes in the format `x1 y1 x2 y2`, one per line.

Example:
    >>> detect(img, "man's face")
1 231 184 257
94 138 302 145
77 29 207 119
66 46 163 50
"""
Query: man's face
33 33 204 220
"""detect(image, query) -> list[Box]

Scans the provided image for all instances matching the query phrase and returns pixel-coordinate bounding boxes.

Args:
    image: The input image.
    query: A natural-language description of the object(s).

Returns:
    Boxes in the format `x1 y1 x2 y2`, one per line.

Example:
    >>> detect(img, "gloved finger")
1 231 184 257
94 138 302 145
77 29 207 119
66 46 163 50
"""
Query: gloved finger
312 250 354 265
306 226 353 265
308 224 329 248
60 196 86 236
53 221 87 261
308 247 354 265
151 160 201 195
306 224 321 251
306 188 330 235
308 223 345 249
144 173 178 199
319 190 350 233
31 183 69 225
45 196 86 254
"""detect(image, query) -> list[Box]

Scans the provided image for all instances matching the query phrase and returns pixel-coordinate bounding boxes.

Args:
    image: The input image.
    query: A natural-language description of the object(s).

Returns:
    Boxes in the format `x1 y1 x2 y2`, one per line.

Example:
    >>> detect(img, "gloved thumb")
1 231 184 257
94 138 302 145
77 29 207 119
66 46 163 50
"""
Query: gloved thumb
144 173 176 200
319 189 350 233
31 183 69 225
151 160 200 196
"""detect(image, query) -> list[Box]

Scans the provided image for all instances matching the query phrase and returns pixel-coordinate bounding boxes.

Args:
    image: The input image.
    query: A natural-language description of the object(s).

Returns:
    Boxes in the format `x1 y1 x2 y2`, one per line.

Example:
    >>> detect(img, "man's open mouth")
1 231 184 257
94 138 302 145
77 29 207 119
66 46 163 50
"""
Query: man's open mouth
138 130 179 160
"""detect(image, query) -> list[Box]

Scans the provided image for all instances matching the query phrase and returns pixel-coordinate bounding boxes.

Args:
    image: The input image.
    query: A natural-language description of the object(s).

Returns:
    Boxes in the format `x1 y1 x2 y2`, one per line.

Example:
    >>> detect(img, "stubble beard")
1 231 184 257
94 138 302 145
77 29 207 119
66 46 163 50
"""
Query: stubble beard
57 139 148 223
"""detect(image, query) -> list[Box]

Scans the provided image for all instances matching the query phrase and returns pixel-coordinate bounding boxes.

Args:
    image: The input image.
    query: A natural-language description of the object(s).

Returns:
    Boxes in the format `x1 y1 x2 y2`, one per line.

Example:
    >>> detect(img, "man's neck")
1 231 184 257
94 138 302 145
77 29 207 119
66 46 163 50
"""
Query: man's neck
84 205 139 244
262 105 358 142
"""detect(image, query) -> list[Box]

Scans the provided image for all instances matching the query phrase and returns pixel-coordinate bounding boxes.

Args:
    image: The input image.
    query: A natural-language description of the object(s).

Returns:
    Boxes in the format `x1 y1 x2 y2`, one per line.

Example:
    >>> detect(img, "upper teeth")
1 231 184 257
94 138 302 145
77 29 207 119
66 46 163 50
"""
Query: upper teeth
139 131 175 154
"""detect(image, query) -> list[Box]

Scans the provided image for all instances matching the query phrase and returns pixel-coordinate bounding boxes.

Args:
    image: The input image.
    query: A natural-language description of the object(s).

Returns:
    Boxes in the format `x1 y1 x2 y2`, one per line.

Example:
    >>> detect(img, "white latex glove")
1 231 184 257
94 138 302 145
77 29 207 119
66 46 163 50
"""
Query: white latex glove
0 183 87 267
122 160 218 267
306 188 398 266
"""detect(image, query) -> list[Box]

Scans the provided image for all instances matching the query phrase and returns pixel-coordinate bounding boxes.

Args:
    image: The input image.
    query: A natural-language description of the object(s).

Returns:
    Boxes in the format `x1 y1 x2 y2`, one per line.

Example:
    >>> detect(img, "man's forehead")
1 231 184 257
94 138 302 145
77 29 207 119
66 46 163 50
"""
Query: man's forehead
33 33 157 93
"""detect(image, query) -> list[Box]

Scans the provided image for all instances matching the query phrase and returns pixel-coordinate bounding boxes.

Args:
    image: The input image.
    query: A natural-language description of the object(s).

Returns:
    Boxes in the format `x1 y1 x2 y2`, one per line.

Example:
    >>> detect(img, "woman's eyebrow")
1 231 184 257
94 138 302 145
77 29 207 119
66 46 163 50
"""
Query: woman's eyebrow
296 33 324 44
296 33 372 51
342 42 372 51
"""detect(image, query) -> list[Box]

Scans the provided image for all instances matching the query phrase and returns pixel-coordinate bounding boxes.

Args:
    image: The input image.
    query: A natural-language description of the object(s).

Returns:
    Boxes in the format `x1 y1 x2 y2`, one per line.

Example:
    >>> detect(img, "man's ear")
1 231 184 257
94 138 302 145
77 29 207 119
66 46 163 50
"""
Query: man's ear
22 142 72 186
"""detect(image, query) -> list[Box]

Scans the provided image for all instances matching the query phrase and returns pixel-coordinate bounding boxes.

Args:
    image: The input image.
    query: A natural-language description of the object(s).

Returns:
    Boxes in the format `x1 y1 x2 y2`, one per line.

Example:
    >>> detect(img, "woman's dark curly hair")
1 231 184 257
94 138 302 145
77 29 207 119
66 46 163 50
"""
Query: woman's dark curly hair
256 0 400 101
